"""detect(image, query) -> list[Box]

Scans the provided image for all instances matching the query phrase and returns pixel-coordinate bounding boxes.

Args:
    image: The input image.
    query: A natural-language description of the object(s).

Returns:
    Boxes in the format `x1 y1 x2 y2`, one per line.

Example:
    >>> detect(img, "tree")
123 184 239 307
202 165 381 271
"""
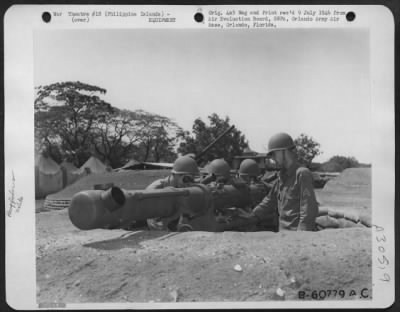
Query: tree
35 81 114 166
91 109 145 168
320 155 360 172
34 112 64 163
134 110 181 162
294 133 322 167
177 113 248 165
35 81 183 167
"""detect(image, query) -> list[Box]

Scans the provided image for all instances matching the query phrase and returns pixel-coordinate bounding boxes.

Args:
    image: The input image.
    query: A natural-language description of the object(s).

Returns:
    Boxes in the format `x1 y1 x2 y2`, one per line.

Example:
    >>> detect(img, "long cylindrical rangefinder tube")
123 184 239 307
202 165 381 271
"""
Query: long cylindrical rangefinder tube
68 183 266 231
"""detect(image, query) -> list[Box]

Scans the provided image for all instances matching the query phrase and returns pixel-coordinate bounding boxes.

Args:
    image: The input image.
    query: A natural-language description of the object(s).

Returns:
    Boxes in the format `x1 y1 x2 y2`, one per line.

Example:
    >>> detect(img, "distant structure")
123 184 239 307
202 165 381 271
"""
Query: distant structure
78 156 108 175
35 155 63 198
119 159 141 170
116 160 173 171
233 147 276 174
60 160 82 187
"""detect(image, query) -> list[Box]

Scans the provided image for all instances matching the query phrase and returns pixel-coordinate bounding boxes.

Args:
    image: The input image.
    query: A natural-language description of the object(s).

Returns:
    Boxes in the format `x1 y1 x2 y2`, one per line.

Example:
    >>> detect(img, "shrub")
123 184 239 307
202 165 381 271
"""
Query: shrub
319 155 360 172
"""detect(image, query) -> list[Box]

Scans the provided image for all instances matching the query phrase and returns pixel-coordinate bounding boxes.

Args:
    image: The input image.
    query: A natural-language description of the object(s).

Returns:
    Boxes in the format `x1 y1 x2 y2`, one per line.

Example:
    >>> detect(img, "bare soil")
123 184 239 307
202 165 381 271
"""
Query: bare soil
36 168 372 304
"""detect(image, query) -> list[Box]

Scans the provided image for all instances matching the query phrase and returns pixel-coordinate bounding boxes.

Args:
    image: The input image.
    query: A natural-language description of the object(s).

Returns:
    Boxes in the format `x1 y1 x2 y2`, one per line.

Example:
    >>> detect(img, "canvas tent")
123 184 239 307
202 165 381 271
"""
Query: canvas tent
60 160 82 187
78 156 108 175
35 155 63 198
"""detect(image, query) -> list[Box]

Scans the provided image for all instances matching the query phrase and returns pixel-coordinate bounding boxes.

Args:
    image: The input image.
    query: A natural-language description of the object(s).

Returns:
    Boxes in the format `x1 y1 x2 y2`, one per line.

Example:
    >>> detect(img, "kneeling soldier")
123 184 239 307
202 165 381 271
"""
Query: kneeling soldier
146 155 200 231
225 133 319 232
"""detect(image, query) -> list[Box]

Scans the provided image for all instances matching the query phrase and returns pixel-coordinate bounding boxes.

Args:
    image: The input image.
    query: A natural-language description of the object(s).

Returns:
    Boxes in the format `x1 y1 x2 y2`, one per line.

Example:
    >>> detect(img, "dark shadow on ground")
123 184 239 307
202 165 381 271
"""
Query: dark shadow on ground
83 230 182 251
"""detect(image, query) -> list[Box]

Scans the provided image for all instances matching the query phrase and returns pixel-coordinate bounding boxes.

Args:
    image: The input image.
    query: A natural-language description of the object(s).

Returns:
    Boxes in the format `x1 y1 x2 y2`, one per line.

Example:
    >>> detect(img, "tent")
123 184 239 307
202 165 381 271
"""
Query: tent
60 160 82 187
35 155 63 198
78 156 108 175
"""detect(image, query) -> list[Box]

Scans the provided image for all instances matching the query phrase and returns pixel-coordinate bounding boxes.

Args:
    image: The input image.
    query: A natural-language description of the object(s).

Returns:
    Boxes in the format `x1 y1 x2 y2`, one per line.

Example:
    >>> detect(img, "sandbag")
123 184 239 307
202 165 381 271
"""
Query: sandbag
336 218 364 228
318 206 329 216
343 210 360 223
327 208 345 219
315 215 340 229
359 212 372 227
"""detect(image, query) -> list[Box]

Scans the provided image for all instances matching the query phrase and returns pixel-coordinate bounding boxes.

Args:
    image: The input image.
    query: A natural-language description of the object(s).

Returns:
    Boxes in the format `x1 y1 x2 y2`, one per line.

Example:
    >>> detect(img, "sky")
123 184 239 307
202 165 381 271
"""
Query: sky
34 28 370 163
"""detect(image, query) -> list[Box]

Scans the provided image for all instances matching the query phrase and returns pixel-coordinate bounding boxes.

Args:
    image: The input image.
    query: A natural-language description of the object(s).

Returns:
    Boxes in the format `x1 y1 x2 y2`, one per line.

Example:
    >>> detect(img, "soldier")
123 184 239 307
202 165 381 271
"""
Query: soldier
237 158 260 183
224 133 319 232
217 158 274 232
238 158 276 191
146 155 200 231
237 158 272 203
198 158 238 230
200 158 265 232
200 158 232 185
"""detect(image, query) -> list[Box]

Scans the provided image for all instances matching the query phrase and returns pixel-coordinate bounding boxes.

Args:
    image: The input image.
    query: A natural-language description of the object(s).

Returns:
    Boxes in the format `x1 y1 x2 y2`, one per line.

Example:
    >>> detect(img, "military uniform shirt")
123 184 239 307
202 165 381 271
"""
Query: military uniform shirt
251 162 318 231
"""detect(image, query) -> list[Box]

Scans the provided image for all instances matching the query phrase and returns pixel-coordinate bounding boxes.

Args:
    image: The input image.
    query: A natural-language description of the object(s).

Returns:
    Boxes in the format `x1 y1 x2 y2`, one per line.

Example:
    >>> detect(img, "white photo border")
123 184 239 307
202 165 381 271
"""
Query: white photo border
4 4 395 309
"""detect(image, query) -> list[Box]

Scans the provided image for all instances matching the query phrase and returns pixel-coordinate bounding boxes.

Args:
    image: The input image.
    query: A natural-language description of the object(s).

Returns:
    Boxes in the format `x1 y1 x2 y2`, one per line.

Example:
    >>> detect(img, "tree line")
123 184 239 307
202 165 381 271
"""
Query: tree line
34 81 248 168
35 81 364 171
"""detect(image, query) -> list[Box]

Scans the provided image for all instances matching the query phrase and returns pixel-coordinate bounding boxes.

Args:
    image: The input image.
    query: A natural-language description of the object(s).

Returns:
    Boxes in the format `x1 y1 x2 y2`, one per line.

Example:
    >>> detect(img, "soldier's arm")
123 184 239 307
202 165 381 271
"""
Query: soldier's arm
251 182 279 221
146 178 166 190
297 169 319 231
222 182 279 231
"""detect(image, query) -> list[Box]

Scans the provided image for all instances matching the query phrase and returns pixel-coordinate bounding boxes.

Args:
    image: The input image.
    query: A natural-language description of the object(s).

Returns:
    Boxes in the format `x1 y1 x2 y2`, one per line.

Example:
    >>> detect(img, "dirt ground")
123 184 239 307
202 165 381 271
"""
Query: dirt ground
36 168 372 305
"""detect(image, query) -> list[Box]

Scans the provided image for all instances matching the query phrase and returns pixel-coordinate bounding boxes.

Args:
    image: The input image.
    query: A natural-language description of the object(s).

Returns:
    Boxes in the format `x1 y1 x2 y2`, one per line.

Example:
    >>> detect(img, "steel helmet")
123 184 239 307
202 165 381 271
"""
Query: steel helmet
238 159 260 177
172 155 200 175
206 158 231 179
267 132 295 155
186 153 196 159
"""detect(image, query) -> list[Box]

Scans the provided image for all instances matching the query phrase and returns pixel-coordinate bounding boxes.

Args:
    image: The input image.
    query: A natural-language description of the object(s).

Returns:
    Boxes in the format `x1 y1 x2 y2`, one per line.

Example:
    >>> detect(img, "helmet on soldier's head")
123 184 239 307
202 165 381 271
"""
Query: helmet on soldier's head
206 158 231 179
172 155 200 175
238 159 260 177
186 153 196 159
267 132 295 156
